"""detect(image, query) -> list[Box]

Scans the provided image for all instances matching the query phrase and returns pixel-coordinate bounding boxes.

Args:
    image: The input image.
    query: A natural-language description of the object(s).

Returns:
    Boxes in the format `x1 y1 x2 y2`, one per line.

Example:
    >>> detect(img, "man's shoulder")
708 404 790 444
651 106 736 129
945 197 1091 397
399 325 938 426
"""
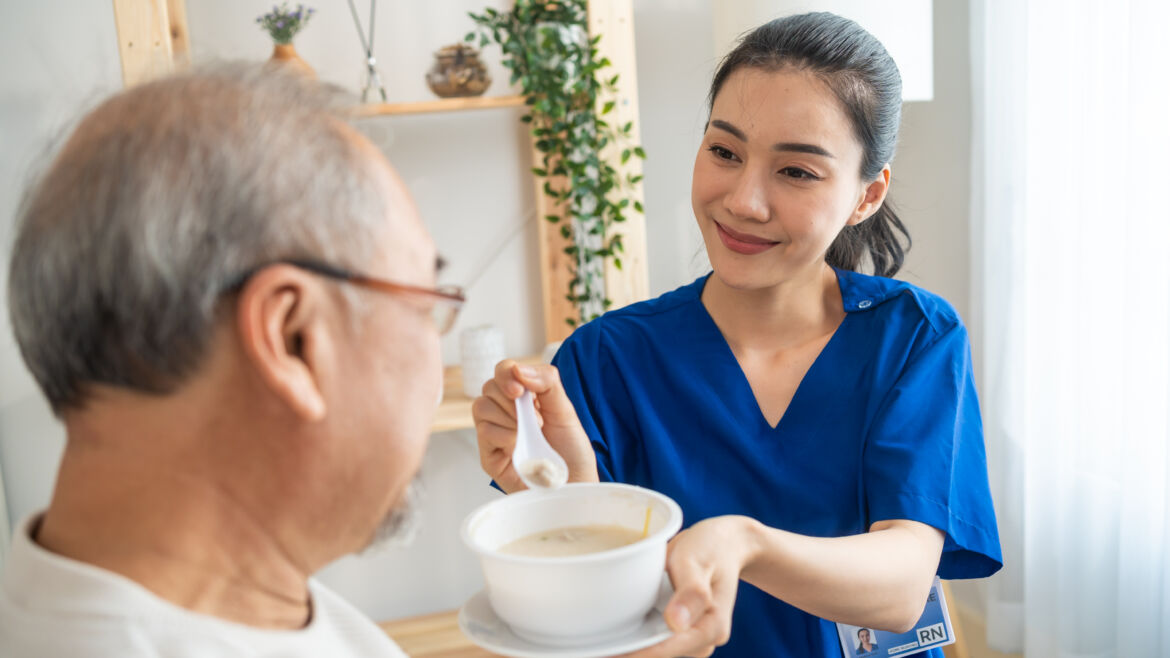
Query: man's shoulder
0 515 405 658
0 578 406 658
307 579 409 657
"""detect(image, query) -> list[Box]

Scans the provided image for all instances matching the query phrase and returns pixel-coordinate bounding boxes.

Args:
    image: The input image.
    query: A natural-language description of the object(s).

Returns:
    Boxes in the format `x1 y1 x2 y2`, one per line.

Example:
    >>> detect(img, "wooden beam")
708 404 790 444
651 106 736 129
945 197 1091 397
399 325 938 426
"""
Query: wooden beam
166 0 191 71
533 150 578 344
536 0 649 345
111 0 177 87
589 0 649 312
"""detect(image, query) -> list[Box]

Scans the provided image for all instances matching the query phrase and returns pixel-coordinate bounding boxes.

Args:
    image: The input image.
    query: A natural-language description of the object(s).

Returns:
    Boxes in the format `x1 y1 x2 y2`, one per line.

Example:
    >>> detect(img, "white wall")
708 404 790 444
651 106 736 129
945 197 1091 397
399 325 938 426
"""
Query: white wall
896 0 972 322
0 0 974 621
0 0 123 560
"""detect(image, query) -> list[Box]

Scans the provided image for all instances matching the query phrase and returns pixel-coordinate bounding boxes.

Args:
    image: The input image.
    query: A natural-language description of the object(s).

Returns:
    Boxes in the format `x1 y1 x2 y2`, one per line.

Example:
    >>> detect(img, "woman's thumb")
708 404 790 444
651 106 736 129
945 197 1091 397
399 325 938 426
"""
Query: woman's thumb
663 587 708 632
513 364 577 424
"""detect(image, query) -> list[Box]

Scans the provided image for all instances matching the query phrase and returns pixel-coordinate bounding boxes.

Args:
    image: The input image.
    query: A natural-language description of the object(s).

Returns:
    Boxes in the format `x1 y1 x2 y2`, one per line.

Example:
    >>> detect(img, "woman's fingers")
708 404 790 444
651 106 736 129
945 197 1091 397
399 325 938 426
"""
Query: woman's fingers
617 608 729 658
471 358 600 487
619 520 745 657
472 366 527 493
510 362 579 429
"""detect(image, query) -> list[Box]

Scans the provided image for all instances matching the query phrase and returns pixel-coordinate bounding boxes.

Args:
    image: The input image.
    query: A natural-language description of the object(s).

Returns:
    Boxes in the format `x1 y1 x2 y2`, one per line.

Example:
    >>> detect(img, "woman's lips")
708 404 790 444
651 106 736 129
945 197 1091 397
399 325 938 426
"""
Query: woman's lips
714 221 779 255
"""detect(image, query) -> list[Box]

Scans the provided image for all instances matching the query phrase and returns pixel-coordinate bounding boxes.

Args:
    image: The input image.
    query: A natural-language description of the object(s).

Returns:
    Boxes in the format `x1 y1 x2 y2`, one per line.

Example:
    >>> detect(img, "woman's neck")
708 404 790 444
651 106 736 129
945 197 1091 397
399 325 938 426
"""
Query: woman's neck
701 263 844 354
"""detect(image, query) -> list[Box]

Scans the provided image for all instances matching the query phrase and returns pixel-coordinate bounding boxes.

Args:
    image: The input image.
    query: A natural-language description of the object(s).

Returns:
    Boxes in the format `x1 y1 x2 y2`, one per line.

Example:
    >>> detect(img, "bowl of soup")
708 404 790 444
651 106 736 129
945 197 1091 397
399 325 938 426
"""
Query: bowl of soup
460 482 683 646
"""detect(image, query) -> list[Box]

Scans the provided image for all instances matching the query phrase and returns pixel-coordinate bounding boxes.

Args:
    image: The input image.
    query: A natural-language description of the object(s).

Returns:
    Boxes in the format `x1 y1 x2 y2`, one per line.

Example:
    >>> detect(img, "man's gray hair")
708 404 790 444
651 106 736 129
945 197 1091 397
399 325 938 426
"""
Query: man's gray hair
8 63 389 415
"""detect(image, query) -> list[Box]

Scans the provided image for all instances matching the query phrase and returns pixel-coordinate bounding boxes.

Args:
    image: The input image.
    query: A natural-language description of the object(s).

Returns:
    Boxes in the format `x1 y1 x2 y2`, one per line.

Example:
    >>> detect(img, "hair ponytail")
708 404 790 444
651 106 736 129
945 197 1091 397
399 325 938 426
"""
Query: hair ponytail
826 202 911 277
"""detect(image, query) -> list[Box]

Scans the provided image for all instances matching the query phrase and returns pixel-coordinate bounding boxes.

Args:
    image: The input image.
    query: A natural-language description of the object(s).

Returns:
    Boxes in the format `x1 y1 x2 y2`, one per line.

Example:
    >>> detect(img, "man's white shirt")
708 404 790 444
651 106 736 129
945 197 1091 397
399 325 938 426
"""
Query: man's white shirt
0 515 408 657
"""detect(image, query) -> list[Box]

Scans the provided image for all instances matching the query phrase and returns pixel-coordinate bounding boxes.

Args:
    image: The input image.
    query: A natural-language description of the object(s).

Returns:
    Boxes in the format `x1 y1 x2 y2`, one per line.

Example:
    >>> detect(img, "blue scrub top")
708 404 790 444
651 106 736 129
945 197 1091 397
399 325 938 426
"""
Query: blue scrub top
551 270 1002 658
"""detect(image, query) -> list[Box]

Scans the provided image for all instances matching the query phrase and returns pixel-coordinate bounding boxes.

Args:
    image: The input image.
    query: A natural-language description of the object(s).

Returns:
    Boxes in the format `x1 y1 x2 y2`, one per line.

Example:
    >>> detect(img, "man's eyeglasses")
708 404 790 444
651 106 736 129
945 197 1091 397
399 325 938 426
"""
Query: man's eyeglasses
225 259 465 335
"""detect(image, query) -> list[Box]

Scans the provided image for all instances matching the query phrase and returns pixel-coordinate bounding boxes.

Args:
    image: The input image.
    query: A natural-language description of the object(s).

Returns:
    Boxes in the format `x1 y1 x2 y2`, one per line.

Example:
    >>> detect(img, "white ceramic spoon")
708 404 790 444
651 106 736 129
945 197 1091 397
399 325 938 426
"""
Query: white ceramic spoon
512 391 569 490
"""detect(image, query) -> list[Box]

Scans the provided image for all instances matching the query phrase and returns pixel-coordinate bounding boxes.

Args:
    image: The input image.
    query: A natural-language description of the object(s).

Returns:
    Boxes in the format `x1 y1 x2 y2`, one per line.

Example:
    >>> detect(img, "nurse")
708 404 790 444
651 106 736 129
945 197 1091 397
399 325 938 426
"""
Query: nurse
473 12 1001 658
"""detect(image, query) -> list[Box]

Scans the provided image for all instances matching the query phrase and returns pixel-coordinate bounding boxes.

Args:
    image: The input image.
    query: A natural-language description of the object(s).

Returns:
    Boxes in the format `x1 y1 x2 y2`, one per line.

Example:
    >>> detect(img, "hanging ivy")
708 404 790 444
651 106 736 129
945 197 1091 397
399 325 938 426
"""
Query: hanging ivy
467 0 645 326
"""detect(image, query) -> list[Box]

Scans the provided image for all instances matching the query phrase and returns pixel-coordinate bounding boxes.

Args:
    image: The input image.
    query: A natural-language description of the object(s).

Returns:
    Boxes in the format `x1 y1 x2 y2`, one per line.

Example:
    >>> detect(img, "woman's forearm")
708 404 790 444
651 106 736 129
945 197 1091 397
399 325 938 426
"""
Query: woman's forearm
736 516 944 632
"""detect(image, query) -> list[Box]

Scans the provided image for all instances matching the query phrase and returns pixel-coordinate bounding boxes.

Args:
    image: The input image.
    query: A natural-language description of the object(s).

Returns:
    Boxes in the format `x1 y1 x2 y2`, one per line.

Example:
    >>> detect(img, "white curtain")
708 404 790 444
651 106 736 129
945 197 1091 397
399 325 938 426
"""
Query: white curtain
971 1 1170 656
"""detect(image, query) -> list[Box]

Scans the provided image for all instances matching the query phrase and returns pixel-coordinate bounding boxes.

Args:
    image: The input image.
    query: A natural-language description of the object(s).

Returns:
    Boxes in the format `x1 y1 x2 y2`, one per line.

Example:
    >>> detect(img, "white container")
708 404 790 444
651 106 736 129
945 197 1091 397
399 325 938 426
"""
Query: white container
460 325 505 398
461 483 683 646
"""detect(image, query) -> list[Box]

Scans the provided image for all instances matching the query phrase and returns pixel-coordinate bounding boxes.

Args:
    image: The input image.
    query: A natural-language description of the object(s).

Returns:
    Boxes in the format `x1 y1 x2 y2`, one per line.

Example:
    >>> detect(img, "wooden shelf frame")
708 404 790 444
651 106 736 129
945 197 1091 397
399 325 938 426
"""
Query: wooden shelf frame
352 94 526 118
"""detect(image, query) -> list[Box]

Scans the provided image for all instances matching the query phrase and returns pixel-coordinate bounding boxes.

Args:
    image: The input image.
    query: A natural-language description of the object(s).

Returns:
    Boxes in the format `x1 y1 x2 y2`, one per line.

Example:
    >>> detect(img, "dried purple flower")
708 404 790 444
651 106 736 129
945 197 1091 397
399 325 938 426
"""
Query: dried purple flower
257 2 315 44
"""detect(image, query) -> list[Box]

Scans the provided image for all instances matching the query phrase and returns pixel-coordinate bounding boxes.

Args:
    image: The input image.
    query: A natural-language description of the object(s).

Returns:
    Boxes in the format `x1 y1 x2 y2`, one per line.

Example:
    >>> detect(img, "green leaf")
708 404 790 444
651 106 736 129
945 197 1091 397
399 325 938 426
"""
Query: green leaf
608 74 620 86
634 200 643 213
613 257 622 270
545 214 561 223
621 148 631 164
634 146 647 159
602 101 615 115
628 174 643 184
532 167 548 176
465 31 475 42
560 225 571 238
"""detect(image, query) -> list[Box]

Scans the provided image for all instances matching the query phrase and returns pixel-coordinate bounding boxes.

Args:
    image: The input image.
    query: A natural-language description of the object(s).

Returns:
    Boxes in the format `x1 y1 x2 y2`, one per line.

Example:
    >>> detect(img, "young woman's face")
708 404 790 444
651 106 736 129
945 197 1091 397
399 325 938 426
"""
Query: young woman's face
692 67 882 291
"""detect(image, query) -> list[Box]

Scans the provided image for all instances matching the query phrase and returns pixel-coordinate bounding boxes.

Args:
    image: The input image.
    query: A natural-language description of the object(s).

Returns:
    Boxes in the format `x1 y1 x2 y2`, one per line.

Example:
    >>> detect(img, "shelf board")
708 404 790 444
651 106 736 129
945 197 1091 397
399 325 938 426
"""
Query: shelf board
432 354 544 434
380 608 499 657
353 95 527 118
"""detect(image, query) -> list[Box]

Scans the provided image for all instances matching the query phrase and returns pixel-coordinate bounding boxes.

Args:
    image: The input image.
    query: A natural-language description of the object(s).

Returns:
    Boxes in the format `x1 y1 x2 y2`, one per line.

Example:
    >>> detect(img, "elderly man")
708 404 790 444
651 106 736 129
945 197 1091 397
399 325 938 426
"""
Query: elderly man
0 64 461 655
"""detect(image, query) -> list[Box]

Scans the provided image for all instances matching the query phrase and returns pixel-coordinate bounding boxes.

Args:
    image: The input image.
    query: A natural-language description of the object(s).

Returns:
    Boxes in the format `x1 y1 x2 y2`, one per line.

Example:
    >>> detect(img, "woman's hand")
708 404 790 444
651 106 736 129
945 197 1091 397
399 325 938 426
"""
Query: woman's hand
471 359 599 493
622 516 760 658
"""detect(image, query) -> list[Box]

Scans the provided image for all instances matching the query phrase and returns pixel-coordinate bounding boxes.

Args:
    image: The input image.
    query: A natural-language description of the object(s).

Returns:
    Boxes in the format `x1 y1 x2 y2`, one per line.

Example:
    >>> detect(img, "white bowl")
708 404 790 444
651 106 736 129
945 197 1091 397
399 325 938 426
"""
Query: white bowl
461 482 683 646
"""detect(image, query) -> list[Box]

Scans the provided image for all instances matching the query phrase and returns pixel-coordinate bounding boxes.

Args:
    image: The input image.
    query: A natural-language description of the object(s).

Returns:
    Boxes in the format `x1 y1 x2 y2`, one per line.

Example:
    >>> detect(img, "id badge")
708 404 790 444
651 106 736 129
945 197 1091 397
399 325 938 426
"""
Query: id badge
835 577 955 657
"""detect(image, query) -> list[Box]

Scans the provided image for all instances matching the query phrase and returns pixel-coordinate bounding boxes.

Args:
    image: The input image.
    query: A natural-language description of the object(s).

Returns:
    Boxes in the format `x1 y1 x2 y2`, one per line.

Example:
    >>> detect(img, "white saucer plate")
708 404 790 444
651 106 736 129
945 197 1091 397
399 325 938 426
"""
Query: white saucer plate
458 580 674 658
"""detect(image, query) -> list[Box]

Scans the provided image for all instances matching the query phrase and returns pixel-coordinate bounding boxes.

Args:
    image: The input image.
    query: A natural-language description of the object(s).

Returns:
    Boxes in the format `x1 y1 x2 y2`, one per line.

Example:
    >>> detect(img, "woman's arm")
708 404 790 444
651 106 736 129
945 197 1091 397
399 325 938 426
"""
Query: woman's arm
624 515 943 658
739 517 944 631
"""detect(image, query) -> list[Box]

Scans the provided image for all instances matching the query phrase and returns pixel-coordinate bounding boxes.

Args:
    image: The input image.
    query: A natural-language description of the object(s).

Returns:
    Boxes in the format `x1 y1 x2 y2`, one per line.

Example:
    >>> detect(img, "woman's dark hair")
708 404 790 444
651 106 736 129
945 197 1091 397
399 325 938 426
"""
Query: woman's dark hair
708 12 911 277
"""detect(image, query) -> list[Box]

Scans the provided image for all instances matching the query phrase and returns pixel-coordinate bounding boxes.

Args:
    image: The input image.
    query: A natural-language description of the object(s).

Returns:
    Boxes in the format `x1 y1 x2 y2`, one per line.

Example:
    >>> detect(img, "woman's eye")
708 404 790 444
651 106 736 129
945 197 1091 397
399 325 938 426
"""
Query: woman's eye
780 166 818 180
707 145 738 161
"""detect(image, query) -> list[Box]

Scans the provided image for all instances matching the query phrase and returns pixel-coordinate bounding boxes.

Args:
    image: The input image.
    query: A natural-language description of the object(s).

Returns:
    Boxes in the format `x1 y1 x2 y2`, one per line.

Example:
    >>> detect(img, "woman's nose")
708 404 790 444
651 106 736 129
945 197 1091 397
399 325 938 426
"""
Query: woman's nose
723 168 769 222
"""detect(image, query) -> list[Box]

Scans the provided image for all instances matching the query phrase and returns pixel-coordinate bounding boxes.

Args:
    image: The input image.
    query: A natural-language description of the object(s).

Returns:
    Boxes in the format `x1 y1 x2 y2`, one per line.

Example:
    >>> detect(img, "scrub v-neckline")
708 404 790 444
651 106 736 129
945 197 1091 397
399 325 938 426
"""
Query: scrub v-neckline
695 274 852 431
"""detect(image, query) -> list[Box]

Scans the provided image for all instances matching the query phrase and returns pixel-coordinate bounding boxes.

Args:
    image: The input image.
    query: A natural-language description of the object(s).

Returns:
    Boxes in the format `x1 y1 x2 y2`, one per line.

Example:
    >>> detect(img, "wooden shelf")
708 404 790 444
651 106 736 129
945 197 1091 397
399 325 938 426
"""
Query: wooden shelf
432 354 544 434
380 608 502 657
353 95 527 118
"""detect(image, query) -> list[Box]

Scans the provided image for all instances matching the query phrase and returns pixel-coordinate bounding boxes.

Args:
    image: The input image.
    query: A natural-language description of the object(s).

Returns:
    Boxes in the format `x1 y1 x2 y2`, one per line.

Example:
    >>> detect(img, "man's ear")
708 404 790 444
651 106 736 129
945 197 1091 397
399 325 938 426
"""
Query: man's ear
235 265 332 422
847 164 891 226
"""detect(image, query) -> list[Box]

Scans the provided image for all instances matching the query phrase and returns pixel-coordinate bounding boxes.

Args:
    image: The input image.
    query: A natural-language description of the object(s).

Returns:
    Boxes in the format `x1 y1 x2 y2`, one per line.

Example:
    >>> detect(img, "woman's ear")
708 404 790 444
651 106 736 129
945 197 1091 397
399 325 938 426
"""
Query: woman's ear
234 265 332 422
847 164 891 226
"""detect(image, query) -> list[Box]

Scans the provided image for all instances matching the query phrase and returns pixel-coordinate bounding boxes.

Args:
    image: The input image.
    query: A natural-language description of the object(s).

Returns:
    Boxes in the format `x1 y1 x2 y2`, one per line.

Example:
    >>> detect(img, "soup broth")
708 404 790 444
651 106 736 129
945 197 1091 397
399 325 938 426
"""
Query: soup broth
499 524 644 557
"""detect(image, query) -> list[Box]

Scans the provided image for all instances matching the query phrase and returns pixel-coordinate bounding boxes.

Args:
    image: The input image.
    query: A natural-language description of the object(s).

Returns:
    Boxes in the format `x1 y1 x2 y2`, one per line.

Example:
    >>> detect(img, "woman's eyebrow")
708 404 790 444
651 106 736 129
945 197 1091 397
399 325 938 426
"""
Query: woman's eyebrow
709 119 835 158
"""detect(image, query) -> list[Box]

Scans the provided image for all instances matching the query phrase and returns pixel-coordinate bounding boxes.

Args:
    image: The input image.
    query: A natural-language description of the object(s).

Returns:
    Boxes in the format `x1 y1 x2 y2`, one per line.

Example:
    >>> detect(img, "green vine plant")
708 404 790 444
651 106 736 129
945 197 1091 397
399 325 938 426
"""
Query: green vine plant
467 0 645 327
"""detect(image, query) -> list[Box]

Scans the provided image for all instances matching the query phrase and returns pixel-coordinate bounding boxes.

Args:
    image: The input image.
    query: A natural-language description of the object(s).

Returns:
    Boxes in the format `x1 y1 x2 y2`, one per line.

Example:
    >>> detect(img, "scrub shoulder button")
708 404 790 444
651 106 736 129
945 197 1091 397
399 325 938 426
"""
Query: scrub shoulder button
858 299 873 309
